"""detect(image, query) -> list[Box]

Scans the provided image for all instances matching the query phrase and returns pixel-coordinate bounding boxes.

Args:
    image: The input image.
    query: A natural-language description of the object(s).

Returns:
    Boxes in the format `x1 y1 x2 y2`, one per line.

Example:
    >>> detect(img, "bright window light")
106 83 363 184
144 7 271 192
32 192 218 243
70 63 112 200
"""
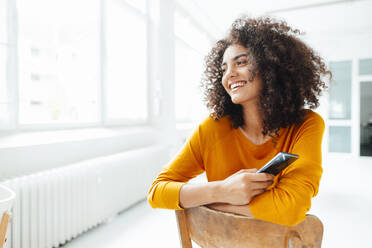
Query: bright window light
17 0 100 125
105 0 147 122
175 11 209 123
0 45 10 127
0 0 6 43
329 61 352 120
175 40 207 123
125 0 147 14
174 11 210 55
0 0 10 128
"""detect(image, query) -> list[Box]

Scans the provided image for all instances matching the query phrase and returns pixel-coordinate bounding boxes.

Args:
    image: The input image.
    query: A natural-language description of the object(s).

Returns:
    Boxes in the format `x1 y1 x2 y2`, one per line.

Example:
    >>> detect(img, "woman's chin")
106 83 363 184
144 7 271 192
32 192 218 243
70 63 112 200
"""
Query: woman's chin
231 96 243 104
231 96 256 106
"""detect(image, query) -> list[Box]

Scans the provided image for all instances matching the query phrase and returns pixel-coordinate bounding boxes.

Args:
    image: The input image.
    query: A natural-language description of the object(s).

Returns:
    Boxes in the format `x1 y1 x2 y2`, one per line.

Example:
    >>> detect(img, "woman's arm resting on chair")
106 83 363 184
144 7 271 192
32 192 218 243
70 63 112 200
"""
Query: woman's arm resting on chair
180 169 274 208
179 181 221 208
207 203 253 217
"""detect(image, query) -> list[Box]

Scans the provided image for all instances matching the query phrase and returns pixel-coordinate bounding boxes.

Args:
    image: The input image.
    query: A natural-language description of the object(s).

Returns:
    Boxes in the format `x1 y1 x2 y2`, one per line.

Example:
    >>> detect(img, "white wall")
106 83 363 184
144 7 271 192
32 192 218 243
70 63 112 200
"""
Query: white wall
0 127 163 179
272 1 372 60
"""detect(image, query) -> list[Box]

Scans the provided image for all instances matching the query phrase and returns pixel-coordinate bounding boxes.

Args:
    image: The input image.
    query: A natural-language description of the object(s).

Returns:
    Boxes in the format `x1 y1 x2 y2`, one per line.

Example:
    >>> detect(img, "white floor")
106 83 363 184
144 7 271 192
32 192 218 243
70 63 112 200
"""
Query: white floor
63 157 372 248
62 200 182 248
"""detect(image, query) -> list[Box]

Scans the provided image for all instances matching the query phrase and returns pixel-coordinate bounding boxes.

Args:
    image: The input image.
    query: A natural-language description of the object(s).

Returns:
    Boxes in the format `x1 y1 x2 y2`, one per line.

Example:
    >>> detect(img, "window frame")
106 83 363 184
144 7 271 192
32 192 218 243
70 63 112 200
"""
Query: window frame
0 0 18 131
1 0 151 132
327 57 372 158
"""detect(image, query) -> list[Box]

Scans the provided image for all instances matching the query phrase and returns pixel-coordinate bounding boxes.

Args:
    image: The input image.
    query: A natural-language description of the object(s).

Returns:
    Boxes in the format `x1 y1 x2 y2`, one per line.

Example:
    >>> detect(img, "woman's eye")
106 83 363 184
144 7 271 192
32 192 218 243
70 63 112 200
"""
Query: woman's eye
221 68 226 73
237 60 247 65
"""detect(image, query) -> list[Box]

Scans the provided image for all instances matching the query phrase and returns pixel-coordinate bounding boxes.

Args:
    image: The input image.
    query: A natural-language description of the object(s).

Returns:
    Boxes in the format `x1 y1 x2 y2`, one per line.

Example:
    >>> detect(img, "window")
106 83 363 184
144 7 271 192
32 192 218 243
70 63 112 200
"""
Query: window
0 46 9 127
124 0 147 13
359 59 372 75
174 9 210 123
17 0 100 125
329 126 351 153
0 0 6 43
105 0 147 123
328 60 352 153
328 58 372 157
329 61 352 120
1 0 151 131
0 0 10 128
360 60 372 157
175 40 206 122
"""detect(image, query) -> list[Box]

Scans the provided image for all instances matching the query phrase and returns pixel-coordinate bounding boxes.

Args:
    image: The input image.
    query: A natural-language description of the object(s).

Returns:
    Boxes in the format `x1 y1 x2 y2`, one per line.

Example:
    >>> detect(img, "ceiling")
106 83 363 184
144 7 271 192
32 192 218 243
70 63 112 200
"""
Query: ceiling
187 0 372 38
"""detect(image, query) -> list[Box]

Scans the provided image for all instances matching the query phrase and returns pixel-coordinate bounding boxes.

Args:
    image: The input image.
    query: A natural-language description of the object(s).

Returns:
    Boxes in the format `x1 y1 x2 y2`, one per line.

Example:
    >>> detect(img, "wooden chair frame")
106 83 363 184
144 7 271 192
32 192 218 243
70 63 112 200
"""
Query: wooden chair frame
0 212 10 248
176 206 323 248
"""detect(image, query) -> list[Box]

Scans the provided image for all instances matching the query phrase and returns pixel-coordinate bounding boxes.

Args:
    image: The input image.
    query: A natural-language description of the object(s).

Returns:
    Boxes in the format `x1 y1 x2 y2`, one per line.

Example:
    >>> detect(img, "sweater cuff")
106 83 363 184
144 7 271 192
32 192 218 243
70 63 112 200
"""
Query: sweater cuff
168 181 186 210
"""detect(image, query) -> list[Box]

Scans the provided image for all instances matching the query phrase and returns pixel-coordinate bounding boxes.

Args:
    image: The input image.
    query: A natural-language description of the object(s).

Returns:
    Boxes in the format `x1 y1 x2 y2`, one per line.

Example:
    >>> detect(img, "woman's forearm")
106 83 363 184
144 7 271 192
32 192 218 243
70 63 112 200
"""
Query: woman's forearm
179 169 274 209
207 203 253 217
180 181 254 217
179 181 223 208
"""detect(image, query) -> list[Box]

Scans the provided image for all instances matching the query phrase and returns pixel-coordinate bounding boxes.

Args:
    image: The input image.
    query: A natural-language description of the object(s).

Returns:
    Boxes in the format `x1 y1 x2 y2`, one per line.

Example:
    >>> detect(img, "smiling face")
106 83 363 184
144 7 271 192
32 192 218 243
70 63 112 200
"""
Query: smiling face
221 44 262 106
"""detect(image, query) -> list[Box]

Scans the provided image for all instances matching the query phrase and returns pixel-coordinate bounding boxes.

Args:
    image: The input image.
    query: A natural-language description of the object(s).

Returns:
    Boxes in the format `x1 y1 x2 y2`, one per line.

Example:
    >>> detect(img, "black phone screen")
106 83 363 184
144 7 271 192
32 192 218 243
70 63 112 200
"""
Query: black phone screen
257 152 299 175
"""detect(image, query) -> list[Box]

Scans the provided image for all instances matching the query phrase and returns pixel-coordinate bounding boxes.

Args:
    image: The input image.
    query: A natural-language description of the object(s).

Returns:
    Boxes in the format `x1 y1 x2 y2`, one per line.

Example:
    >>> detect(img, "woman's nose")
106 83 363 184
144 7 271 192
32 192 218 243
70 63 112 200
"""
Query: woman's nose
224 66 237 80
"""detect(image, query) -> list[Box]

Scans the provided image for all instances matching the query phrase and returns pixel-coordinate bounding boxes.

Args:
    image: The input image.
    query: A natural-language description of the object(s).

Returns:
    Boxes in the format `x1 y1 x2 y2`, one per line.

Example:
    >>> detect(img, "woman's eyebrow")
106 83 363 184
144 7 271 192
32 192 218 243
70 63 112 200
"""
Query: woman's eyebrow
221 53 248 67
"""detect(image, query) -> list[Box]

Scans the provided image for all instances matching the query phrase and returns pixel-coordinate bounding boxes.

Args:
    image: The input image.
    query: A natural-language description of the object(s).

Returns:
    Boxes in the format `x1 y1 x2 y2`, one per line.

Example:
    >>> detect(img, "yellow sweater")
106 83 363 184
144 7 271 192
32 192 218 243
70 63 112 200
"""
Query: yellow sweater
148 110 325 226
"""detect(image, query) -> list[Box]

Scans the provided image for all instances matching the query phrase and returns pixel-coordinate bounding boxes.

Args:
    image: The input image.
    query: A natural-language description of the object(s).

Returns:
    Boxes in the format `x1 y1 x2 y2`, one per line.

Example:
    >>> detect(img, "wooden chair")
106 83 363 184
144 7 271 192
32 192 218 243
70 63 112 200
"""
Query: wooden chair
0 185 15 248
175 206 323 248
0 213 10 248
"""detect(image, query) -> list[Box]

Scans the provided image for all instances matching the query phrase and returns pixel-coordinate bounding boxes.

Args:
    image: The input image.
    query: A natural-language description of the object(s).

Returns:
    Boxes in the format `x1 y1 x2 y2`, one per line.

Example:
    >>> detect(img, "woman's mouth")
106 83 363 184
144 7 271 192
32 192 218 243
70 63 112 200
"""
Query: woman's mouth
229 81 247 91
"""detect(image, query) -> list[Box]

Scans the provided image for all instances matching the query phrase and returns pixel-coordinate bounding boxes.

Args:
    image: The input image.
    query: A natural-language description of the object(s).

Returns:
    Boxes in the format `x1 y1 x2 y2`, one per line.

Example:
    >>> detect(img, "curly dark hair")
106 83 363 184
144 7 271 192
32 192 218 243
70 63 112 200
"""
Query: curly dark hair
202 16 331 136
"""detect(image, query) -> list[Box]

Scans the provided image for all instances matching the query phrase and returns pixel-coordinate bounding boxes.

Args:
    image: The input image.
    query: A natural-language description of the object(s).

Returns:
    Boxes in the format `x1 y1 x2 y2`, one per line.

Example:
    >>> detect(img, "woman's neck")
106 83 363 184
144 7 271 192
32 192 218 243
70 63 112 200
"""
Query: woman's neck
241 103 262 131
240 103 270 144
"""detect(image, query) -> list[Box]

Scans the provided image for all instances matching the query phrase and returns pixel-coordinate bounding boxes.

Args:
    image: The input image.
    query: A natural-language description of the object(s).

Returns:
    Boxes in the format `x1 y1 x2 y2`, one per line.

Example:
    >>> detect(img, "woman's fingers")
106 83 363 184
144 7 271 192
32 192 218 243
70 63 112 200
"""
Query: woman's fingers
254 172 275 181
251 180 274 190
232 168 258 175
240 172 274 182
251 188 266 197
221 169 275 205
232 169 274 181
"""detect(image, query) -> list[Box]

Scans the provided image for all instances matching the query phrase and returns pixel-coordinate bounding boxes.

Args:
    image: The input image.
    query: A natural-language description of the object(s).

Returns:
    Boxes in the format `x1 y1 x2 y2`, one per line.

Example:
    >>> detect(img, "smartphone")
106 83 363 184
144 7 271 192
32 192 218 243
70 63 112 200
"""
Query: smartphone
256 152 299 175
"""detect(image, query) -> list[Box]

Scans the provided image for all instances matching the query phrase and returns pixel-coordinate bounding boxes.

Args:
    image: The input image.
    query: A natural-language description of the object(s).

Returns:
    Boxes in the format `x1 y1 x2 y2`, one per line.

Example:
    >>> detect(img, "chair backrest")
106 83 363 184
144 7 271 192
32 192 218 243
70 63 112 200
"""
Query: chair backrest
0 185 15 248
175 206 323 248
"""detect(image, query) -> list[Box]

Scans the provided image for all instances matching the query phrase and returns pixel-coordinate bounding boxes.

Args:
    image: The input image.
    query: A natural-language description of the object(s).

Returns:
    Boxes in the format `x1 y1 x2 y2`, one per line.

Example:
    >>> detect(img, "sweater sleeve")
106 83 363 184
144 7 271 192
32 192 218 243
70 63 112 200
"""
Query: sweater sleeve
249 112 325 226
147 124 205 210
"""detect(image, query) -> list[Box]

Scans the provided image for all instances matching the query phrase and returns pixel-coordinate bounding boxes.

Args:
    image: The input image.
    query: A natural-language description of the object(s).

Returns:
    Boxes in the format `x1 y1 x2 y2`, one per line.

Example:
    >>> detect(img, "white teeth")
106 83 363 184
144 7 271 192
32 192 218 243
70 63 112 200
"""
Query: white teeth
230 81 246 90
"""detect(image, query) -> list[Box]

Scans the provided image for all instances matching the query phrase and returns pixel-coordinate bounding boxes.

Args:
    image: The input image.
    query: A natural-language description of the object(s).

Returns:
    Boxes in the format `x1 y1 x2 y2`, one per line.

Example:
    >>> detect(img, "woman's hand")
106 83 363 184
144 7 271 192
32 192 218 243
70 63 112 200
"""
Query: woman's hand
217 169 274 205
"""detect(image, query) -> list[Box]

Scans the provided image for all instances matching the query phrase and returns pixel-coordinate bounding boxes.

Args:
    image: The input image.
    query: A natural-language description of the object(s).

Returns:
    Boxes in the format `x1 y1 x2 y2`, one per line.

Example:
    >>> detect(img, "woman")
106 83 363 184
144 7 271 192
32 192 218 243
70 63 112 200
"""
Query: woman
148 16 331 226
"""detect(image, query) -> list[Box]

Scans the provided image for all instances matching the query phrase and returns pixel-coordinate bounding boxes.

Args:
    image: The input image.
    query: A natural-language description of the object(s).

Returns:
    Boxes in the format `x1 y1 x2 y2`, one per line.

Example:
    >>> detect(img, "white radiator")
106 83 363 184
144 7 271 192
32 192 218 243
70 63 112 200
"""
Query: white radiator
1 145 169 248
